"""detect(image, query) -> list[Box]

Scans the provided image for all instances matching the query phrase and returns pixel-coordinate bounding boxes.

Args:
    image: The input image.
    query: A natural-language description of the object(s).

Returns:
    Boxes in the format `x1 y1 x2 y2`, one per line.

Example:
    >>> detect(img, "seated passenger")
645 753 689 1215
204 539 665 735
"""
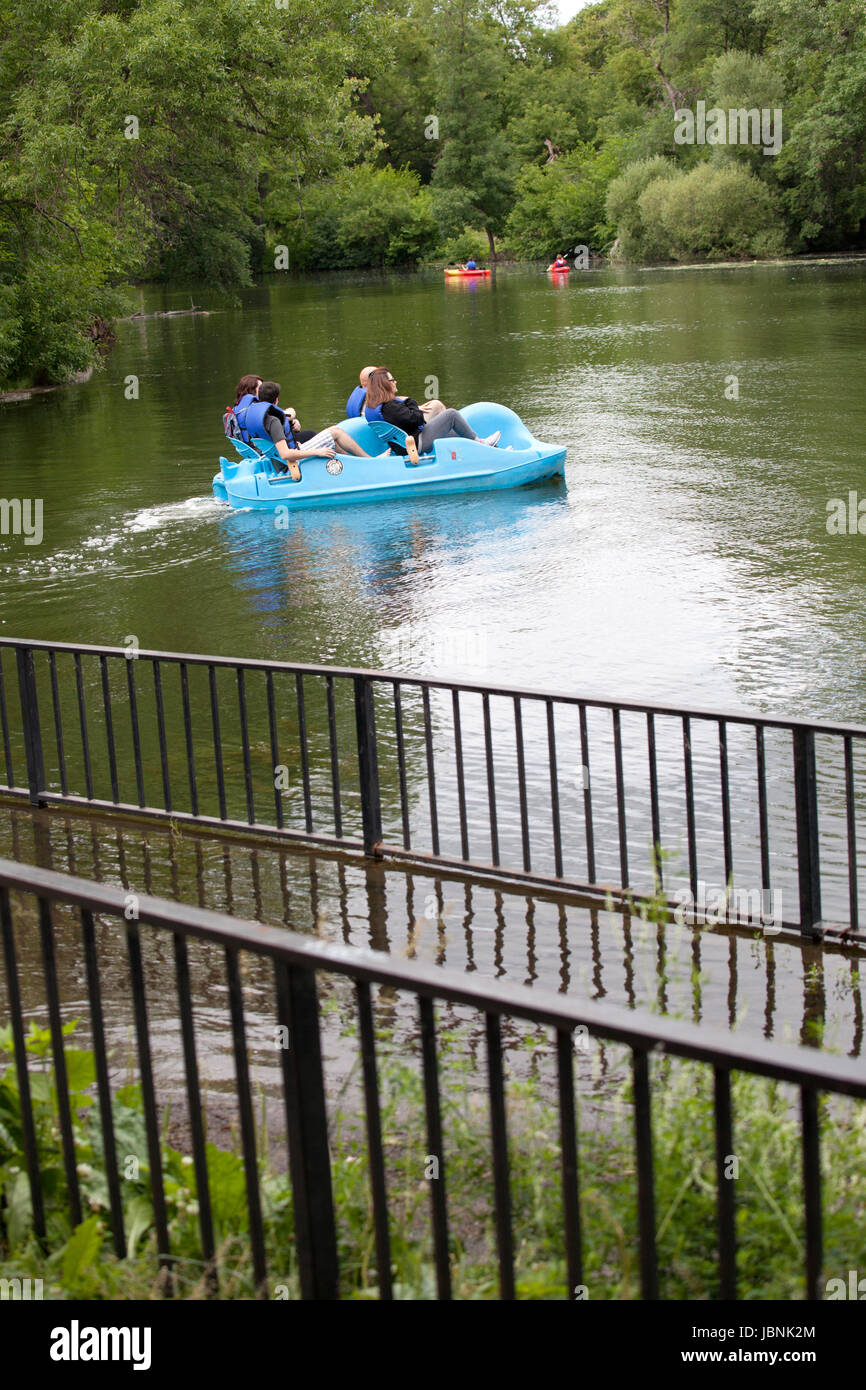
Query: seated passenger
244 382 376 481
224 374 261 440
346 365 377 418
464 259 478 270
364 368 500 460
552 254 569 269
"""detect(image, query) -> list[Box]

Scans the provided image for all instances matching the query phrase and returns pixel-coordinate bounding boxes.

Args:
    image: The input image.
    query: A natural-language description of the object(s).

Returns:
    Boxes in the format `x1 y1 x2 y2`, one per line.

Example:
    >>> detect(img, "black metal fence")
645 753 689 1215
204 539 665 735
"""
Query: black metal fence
2 857 865 1300
1 638 866 936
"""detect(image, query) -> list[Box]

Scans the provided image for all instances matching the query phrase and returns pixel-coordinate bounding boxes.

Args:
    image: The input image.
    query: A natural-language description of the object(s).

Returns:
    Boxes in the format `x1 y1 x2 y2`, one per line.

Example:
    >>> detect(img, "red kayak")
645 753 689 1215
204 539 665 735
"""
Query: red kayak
444 267 491 278
548 263 570 273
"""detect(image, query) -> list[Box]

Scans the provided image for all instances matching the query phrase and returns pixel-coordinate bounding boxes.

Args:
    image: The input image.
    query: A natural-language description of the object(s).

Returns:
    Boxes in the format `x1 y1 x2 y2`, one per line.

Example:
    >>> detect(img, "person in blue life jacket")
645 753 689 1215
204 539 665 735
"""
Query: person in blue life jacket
223 373 261 440
245 381 377 481
463 259 478 270
346 365 377 418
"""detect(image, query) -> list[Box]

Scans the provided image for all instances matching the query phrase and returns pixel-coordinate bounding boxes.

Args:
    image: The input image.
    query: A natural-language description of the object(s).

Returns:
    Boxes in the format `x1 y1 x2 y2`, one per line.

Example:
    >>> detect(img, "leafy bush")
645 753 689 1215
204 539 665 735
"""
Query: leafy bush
436 228 491 264
269 166 438 270
505 141 624 260
637 161 788 262
605 156 680 261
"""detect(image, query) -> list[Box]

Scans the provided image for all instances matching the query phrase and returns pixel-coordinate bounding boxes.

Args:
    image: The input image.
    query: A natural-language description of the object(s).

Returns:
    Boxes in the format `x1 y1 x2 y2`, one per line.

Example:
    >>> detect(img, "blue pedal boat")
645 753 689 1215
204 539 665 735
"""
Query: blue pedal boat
213 403 566 511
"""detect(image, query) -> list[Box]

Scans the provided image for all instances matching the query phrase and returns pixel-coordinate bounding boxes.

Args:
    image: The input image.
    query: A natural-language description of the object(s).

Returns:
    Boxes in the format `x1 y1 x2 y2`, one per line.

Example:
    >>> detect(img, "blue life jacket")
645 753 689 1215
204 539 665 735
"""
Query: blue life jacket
244 398 288 447
466 260 477 269
346 385 366 418
363 403 386 423
225 392 256 441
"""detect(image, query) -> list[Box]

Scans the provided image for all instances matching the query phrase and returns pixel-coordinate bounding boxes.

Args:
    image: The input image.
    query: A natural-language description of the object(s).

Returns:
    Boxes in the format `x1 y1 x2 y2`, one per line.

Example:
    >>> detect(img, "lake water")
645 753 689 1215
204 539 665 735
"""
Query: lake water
1 260 865 1059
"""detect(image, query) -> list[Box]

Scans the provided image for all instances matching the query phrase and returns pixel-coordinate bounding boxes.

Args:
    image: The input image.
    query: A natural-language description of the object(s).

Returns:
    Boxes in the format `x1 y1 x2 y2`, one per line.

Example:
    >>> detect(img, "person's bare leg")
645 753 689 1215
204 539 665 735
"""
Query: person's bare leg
331 426 371 457
420 399 445 420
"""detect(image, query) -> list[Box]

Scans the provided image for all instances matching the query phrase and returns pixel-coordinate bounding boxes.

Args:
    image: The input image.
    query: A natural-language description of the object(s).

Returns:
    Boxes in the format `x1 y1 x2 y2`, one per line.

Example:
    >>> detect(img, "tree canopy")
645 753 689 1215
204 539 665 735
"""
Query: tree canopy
1 0 864 386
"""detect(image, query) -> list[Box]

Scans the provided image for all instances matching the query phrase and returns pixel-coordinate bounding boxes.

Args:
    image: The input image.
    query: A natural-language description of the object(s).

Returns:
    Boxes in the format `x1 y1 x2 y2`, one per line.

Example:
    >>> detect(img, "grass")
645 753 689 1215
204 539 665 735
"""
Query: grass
2 1012 866 1300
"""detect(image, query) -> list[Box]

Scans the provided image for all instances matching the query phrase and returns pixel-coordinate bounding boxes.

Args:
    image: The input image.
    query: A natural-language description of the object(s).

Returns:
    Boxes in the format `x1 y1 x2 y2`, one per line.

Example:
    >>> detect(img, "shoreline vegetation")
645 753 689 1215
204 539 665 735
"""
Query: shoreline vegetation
0 0 863 394
1 252 864 406
3 1017 865 1300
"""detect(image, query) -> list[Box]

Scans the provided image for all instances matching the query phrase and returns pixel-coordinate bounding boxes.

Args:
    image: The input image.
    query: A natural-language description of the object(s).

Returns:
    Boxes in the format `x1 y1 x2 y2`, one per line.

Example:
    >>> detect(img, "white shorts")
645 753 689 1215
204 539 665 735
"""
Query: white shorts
302 429 336 453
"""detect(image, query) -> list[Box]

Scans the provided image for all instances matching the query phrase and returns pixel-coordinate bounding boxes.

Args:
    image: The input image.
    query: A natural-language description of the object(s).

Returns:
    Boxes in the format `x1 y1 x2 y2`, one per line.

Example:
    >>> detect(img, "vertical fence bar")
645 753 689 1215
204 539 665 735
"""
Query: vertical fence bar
325 675 342 839
295 673 314 833
755 726 771 900
392 682 411 849
713 1066 737 1300
719 721 733 892
48 650 67 796
37 896 82 1227
80 907 125 1257
173 932 216 1278
483 693 499 867
632 1047 658 1299
16 646 45 806
485 1011 515 1299
354 676 382 857
419 994 451 1299
0 652 15 787
266 670 284 830
237 668 255 825
225 945 267 1293
208 664 227 821
613 708 629 890
546 700 564 879
452 689 470 861
579 703 595 883
557 1027 583 1297
152 660 172 812
0 885 46 1239
100 655 119 805
646 713 662 891
274 961 339 1299
125 919 171 1268
801 1086 822 1301
126 658 146 808
421 686 440 856
513 697 531 873
793 727 821 936
356 979 393 1299
682 716 698 904
179 662 198 817
844 736 858 933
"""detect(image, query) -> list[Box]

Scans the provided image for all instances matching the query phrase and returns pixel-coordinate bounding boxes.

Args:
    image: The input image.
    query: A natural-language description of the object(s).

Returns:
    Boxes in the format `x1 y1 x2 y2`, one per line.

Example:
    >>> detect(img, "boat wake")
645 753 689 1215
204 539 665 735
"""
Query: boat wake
0 495 224 590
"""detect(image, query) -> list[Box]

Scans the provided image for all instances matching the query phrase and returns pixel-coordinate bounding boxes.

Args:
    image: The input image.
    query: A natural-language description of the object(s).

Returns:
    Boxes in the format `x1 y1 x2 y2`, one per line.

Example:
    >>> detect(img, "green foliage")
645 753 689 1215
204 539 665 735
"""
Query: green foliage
637 160 788 262
271 166 437 270
505 142 624 259
4 1011 866 1299
605 155 681 260
1 0 864 386
437 227 491 264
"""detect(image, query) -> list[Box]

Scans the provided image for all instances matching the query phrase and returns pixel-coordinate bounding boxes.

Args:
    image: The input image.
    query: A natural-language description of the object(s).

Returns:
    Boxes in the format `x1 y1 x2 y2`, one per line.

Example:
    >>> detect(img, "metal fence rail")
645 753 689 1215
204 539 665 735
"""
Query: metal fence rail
1 857 864 1300
1 638 866 935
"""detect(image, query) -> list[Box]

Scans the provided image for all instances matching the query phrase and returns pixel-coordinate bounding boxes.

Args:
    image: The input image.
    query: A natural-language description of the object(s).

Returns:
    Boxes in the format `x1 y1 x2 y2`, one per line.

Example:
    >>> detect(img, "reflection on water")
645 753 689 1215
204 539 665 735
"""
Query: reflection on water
1 806 862 1097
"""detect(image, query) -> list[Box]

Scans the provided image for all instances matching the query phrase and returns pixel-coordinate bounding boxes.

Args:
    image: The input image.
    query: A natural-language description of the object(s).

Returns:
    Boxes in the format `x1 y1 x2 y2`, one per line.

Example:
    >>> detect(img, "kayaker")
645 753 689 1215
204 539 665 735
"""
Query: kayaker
245 382 375 482
552 254 569 270
346 365 377 418
463 259 478 270
364 368 500 456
